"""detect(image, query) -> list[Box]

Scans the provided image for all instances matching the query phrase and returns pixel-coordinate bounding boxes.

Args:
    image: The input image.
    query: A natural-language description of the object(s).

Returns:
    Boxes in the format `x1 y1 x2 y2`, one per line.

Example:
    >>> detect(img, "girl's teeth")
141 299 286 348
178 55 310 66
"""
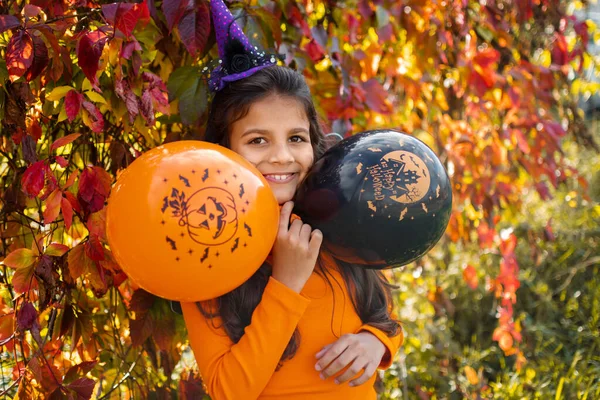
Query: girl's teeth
267 174 292 181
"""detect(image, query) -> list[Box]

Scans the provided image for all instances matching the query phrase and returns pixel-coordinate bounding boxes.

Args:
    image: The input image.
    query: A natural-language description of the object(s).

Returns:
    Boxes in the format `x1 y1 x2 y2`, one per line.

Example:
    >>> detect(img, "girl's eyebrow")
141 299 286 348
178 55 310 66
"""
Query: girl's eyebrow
241 127 309 137
289 127 310 134
240 128 270 137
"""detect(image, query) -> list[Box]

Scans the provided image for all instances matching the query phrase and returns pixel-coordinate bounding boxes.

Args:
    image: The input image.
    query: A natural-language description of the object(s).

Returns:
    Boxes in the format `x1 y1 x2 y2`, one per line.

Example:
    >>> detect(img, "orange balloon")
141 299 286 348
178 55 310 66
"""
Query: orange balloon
106 141 279 302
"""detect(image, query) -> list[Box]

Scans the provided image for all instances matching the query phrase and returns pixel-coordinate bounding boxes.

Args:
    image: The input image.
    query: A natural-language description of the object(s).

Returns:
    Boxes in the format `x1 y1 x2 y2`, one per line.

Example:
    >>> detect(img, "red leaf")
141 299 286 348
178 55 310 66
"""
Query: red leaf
120 39 142 59
67 378 96 399
82 100 104 133
85 235 104 261
178 2 210 57
64 91 84 123
29 119 42 141
17 302 38 331
363 78 392 114
116 4 141 38
54 155 68 167
25 35 48 81
103 1 149 38
76 30 108 88
115 78 139 122
23 5 42 18
551 32 569 65
140 89 154 125
129 289 156 313
21 160 46 197
305 39 326 62
64 191 81 212
130 310 154 347
0 15 20 33
64 361 97 385
6 30 34 81
154 313 176 351
43 188 62 225
51 132 82 152
78 166 111 214
162 0 188 32
61 197 74 230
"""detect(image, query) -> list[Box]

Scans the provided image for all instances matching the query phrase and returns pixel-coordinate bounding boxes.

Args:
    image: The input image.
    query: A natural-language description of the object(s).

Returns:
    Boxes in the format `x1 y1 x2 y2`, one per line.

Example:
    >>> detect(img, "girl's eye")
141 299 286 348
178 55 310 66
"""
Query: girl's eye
290 135 307 143
248 137 266 145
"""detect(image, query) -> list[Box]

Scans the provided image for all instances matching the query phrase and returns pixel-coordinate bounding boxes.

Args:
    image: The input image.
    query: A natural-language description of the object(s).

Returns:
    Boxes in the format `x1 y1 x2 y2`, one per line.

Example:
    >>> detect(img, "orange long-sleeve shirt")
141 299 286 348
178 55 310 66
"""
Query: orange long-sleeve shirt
181 251 403 400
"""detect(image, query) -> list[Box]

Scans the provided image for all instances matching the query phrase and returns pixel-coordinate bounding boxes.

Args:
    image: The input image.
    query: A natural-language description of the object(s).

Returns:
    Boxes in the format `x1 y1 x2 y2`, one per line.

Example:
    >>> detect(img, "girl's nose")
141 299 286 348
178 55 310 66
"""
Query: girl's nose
268 142 295 164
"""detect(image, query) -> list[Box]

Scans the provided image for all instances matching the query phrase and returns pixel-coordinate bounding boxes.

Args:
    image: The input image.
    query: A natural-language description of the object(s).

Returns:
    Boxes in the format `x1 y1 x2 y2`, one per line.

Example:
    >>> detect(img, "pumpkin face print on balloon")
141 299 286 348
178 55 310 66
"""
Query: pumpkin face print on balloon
175 187 238 246
160 167 256 269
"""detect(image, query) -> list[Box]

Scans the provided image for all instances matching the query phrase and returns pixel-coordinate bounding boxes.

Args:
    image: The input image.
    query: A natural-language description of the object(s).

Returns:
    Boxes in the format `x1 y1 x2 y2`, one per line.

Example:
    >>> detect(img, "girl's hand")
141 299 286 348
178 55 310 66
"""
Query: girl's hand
271 201 323 293
314 332 386 387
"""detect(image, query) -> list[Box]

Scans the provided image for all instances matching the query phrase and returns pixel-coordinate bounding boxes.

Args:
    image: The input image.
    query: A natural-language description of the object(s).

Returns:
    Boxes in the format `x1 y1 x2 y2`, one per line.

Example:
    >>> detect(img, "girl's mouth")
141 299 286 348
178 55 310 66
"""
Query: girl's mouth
263 173 296 183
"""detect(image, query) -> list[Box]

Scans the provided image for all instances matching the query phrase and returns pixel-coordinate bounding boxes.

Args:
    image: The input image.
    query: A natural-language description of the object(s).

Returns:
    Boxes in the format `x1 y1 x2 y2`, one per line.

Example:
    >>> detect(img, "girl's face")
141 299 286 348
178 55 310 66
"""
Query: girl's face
229 94 314 205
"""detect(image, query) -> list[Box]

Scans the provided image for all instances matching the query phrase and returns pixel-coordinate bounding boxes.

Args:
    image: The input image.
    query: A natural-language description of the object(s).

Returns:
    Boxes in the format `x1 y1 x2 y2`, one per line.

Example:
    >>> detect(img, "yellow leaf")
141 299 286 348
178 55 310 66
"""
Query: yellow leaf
57 105 67 122
464 366 479 385
85 91 107 104
2 248 35 269
81 78 92 92
46 86 73 102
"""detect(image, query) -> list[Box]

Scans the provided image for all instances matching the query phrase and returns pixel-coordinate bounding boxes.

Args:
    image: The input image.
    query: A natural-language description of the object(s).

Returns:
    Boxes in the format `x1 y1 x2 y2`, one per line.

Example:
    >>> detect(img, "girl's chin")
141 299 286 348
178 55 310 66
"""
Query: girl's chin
273 191 295 205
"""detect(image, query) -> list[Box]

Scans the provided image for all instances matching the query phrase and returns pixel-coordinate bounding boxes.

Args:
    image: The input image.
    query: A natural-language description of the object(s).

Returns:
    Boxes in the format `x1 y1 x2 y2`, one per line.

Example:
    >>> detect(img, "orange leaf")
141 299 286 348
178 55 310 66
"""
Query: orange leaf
43 189 63 225
462 264 478 289
497 331 513 352
11 263 37 293
50 133 81 152
464 366 479 385
67 244 94 281
61 197 74 230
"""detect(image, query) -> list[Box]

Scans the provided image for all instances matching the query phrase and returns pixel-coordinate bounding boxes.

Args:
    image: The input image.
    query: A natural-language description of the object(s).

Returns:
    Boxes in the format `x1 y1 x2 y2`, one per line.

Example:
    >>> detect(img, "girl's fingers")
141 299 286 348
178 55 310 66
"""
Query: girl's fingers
288 218 303 238
309 229 323 253
315 344 332 359
278 201 294 233
300 223 312 244
349 362 378 387
321 348 359 380
335 357 368 384
315 337 351 375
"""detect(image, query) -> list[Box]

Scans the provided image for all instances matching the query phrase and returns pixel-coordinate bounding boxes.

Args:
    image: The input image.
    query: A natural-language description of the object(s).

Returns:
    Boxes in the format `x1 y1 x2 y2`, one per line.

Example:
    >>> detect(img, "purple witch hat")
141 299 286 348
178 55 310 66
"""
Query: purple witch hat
208 0 281 92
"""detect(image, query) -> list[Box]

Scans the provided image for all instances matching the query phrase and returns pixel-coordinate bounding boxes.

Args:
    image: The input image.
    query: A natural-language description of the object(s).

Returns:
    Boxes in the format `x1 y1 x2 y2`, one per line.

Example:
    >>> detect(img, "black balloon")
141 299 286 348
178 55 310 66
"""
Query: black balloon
293 129 452 269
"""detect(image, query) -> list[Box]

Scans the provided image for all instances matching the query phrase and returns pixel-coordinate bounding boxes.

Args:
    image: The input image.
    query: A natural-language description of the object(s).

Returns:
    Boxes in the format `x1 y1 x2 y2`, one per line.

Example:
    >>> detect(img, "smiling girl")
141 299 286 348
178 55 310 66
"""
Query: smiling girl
179 1 403 399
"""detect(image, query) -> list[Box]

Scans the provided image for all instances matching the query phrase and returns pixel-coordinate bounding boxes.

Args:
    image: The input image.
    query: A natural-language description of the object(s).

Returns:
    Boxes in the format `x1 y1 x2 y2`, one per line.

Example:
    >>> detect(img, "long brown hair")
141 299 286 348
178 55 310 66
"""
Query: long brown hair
198 66 399 366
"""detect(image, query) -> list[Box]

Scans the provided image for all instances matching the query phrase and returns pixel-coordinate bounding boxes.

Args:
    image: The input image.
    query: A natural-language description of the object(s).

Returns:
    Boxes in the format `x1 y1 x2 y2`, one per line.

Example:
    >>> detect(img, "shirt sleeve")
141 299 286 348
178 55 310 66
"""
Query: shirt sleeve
181 277 311 400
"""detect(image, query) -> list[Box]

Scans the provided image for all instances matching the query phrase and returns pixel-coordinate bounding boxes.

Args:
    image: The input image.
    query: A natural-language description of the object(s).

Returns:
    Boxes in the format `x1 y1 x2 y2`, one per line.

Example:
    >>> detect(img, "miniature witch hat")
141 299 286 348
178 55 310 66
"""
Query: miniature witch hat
208 0 282 92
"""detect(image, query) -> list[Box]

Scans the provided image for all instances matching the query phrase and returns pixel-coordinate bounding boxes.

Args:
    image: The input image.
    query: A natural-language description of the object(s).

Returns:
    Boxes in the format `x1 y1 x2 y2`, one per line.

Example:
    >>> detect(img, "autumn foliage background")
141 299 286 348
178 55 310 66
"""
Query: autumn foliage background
0 0 599 398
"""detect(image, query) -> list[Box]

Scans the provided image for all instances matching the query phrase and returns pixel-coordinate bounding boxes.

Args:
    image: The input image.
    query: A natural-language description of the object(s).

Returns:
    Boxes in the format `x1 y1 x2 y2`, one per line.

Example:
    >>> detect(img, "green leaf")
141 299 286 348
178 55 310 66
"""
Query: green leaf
167 66 200 101
168 66 207 125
